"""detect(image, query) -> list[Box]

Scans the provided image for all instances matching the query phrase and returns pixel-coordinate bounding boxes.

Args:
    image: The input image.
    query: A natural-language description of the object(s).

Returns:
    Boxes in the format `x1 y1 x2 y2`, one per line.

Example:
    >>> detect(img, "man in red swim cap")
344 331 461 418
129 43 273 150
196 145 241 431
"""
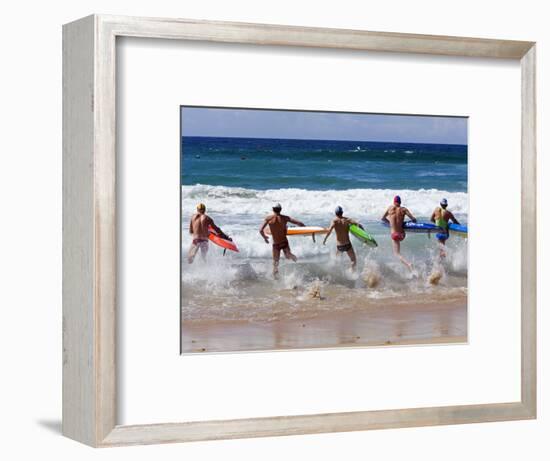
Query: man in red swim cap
381 195 417 271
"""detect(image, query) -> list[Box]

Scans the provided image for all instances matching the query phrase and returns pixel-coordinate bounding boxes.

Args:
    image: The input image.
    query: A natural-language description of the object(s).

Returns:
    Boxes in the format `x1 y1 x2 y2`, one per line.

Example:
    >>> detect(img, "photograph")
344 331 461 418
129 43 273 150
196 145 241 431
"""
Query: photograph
180 106 468 354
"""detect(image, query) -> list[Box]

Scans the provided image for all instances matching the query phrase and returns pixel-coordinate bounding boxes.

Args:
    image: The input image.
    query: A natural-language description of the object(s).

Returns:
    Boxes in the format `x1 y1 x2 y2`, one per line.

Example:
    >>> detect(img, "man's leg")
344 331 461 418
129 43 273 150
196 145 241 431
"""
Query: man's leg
283 246 297 262
438 240 447 259
188 243 199 264
392 239 400 256
272 247 281 277
393 239 412 271
199 242 209 262
346 247 357 271
437 234 448 259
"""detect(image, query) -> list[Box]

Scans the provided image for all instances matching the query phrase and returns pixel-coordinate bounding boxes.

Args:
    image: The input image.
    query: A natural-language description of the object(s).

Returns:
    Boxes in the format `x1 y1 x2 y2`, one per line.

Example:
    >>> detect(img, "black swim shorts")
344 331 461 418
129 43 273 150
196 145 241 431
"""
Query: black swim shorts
337 242 353 252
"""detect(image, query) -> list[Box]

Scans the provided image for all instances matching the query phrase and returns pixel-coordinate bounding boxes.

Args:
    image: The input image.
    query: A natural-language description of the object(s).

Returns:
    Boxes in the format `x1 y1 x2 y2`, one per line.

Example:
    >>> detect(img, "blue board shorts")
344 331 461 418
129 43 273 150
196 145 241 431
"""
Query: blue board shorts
435 232 449 242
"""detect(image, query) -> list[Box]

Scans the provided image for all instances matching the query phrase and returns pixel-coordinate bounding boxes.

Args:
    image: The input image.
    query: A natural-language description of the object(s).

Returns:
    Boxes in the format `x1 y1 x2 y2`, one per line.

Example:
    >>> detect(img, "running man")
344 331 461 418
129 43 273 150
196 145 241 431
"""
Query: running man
381 195 417 271
323 206 363 271
431 198 460 258
188 203 227 264
259 203 305 277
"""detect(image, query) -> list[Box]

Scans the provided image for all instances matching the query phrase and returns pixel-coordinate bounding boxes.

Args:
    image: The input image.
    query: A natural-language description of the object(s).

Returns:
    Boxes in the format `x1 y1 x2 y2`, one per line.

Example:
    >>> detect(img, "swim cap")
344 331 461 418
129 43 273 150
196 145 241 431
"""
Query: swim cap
440 198 448 207
393 195 401 205
335 206 343 215
196 203 206 211
272 203 282 211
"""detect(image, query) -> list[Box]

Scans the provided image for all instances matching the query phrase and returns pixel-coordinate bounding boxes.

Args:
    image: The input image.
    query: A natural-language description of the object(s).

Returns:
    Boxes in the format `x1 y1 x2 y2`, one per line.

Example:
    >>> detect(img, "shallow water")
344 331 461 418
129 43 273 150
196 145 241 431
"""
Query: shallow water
181 188 468 323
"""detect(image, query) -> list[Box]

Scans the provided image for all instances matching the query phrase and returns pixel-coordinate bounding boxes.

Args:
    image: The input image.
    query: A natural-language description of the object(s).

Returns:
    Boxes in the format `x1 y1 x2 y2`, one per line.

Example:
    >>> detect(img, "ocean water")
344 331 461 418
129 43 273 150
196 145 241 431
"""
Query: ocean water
181 136 468 322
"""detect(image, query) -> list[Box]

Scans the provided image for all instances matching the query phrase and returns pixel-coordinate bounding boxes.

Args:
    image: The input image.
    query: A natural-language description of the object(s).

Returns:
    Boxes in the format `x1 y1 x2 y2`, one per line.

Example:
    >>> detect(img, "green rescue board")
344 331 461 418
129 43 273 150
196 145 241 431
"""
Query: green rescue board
349 224 378 248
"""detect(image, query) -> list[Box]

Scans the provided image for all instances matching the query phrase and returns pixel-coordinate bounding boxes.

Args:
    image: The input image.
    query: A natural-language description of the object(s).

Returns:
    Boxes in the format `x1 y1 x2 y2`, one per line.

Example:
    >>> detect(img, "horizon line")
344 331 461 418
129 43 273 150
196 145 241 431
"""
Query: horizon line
181 134 467 147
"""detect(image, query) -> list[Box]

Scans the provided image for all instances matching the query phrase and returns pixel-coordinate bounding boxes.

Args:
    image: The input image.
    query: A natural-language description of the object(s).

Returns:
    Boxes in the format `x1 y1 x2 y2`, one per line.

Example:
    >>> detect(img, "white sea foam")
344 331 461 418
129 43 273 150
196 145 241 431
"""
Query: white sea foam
181 185 468 322
182 185 468 219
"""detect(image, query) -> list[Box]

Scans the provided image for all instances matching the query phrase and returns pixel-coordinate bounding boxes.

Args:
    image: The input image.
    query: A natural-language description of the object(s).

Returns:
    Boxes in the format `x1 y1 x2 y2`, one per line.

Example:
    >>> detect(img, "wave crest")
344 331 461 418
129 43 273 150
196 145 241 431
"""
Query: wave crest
182 185 468 219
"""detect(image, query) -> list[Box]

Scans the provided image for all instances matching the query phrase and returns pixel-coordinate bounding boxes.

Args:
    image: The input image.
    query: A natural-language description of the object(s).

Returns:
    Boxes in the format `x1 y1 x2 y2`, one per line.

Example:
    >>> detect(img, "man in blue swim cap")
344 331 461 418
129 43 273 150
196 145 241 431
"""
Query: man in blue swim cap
431 198 460 258
323 206 363 271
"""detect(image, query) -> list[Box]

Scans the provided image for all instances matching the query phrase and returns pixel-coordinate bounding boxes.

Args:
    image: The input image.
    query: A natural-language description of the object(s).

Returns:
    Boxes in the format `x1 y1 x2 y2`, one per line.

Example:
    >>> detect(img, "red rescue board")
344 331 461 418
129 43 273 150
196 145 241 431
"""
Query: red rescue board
208 226 239 252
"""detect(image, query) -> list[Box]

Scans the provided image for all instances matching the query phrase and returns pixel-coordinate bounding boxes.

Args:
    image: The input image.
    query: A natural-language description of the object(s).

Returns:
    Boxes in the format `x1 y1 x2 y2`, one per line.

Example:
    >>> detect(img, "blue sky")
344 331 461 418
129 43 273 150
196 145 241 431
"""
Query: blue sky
181 107 467 145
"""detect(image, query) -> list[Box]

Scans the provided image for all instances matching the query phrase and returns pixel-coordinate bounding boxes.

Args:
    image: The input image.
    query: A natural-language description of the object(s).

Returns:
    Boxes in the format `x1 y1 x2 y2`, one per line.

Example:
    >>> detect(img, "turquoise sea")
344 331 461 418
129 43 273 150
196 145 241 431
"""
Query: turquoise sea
182 136 467 192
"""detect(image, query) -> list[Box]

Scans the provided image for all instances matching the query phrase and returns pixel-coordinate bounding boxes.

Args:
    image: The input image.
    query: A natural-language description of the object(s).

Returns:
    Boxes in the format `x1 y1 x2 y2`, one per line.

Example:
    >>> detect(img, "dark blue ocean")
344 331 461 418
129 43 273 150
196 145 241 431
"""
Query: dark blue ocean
181 136 467 192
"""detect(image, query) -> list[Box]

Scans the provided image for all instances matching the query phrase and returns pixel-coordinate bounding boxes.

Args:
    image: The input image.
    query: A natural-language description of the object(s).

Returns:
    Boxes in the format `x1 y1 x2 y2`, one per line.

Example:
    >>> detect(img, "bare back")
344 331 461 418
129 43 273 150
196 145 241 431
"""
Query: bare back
332 217 354 245
387 205 408 233
189 213 213 240
264 214 290 244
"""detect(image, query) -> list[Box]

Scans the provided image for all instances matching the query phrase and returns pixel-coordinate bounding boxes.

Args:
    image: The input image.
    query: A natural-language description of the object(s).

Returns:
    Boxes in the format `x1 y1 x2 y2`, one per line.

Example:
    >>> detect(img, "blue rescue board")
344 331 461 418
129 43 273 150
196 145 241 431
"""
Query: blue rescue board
381 221 441 233
448 223 468 237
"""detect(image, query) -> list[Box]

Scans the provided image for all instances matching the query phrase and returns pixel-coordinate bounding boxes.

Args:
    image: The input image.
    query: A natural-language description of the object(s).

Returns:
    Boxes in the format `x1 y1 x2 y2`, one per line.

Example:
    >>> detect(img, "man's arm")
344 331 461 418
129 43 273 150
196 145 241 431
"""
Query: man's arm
206 217 222 236
323 222 335 245
448 211 460 225
430 208 437 223
259 218 269 243
381 207 390 223
404 208 417 223
288 216 305 227
348 218 364 230
212 223 230 239
189 217 194 235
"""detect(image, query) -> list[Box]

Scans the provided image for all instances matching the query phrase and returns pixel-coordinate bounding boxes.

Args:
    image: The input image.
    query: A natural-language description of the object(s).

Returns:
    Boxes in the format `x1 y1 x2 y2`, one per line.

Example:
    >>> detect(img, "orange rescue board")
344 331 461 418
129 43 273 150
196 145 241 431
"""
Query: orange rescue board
265 226 329 236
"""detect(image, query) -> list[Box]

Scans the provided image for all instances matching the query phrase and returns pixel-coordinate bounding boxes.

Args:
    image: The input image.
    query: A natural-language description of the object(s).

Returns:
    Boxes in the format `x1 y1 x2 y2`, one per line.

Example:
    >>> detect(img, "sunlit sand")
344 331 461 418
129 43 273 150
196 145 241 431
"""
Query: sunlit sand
182 296 467 354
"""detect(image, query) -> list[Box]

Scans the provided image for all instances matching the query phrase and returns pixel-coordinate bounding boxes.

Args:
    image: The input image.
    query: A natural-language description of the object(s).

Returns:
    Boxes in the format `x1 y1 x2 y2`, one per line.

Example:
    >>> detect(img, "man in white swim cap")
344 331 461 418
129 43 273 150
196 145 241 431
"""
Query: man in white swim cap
259 203 305 278
430 198 460 258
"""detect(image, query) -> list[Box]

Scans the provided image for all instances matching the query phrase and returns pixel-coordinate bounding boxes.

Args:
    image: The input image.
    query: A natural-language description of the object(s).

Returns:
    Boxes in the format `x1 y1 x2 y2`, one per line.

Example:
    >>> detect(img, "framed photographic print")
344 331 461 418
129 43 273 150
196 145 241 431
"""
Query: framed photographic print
63 15 536 447
180 106 468 354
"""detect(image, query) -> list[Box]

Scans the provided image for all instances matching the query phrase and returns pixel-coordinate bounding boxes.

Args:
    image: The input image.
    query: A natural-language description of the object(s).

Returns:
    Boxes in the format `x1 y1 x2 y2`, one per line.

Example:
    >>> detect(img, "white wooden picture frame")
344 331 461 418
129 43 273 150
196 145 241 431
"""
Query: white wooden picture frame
62 14 536 447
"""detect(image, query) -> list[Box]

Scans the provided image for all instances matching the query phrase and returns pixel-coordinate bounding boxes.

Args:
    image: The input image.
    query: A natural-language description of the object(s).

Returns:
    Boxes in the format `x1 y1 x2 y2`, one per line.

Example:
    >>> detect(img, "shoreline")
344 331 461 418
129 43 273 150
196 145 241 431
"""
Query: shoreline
181 296 467 354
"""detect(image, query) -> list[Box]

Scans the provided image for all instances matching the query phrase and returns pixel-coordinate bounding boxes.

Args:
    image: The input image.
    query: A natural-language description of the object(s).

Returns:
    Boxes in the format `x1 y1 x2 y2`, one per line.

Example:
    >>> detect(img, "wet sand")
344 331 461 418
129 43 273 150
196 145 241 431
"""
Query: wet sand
181 297 467 354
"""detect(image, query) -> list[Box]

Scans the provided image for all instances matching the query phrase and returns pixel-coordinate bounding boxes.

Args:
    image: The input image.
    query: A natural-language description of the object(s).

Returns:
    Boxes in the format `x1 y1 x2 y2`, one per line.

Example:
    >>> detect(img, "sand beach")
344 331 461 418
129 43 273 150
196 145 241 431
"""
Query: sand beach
182 295 467 353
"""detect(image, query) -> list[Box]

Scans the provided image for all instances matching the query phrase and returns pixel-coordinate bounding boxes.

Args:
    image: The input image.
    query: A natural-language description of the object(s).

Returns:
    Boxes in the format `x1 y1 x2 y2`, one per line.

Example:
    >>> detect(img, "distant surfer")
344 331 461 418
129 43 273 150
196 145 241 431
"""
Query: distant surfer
381 195 417 271
323 206 363 271
188 203 227 264
431 198 461 258
259 203 305 278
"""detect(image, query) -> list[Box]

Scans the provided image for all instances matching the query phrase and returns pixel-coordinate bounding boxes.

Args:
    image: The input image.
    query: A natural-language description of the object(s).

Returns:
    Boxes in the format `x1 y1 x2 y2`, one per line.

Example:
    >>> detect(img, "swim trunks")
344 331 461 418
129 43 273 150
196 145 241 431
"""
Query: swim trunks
435 232 449 242
272 240 289 251
192 238 209 248
391 232 405 242
337 242 353 252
